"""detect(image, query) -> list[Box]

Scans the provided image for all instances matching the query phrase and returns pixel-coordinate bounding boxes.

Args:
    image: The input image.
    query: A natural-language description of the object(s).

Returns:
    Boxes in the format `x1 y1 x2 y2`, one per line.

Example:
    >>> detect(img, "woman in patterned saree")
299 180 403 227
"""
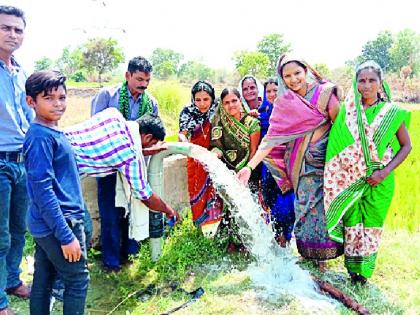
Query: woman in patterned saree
324 61 411 284
210 87 261 182
178 81 222 228
210 87 260 251
237 55 343 270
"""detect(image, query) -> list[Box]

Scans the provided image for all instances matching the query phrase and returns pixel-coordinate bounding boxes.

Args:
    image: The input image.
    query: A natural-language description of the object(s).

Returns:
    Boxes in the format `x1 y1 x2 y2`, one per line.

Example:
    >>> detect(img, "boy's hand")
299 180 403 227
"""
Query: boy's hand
61 238 81 262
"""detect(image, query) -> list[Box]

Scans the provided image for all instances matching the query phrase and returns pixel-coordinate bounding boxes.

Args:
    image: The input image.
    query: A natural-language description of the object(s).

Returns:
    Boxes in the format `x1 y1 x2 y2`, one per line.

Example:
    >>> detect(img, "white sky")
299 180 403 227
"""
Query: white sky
4 0 420 72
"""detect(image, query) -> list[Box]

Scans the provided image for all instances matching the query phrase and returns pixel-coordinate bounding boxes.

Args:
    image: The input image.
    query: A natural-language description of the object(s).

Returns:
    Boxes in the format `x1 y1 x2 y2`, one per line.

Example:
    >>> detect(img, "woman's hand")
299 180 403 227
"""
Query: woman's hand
213 151 222 159
248 109 260 118
178 132 189 143
366 169 388 187
210 148 223 159
236 167 251 185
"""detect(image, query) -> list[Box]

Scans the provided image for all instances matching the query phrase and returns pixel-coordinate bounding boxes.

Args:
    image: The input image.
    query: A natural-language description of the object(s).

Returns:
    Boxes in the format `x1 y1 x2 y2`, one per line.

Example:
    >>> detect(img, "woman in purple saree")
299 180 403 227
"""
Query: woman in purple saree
237 55 344 269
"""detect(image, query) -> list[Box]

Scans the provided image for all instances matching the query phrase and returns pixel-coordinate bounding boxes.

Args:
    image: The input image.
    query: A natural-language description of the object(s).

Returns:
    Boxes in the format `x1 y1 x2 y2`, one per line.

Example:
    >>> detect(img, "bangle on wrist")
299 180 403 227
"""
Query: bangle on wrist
245 164 253 172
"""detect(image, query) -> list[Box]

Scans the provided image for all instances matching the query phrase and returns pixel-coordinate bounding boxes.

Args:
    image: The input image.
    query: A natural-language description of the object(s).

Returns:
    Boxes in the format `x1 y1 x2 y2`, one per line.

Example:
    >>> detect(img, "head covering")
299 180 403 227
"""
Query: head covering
260 55 340 191
355 60 384 81
238 75 264 112
355 60 391 102
179 80 218 133
259 54 333 149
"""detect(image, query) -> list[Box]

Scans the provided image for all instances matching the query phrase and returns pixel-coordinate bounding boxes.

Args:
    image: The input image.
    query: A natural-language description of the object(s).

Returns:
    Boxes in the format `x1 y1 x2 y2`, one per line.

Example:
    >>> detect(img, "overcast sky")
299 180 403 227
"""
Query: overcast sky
5 0 420 72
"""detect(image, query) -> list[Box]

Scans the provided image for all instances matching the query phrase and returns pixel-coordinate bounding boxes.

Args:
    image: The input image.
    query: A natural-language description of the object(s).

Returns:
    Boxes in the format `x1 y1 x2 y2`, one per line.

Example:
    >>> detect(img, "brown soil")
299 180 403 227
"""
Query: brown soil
68 87 100 98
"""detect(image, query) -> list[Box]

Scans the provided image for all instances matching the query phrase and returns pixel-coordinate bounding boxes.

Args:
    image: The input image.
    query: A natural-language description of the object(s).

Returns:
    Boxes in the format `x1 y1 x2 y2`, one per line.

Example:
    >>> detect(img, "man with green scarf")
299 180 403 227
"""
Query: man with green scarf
91 56 159 272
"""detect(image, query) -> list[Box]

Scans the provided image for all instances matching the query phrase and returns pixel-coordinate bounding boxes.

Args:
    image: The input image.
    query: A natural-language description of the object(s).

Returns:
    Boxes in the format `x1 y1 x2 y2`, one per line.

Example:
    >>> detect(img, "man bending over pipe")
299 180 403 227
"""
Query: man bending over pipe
64 107 181 225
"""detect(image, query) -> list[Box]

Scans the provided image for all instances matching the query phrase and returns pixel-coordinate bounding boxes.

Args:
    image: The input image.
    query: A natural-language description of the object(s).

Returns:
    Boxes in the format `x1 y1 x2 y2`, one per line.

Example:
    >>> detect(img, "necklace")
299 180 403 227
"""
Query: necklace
119 81 153 119
362 98 379 109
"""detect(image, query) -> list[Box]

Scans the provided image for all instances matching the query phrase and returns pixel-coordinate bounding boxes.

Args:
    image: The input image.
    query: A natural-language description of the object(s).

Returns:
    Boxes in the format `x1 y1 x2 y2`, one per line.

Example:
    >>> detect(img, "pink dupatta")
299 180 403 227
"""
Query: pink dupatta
260 55 339 191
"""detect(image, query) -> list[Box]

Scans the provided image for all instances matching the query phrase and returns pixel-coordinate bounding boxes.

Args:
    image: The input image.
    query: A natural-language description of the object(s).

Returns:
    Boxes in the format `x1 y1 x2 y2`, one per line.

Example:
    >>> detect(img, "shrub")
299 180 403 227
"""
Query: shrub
134 213 224 284
71 71 87 82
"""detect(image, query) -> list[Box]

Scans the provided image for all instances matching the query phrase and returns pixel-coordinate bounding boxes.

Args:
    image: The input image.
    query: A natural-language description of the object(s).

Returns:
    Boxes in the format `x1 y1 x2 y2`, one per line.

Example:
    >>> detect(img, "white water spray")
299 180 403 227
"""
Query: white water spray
185 143 337 313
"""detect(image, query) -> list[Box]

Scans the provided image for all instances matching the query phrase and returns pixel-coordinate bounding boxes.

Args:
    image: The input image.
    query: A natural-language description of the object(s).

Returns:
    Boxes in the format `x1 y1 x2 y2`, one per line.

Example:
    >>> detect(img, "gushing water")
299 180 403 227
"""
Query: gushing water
187 144 337 313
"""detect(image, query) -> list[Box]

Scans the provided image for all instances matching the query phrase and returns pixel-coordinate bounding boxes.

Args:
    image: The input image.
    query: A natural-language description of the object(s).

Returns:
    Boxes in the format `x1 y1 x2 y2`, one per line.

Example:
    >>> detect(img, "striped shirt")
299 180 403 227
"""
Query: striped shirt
64 108 152 200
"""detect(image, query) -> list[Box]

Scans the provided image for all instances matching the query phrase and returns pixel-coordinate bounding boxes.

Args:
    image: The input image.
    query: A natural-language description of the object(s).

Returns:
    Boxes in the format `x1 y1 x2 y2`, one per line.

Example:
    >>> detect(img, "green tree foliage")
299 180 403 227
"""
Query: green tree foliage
150 48 183 79
178 61 215 82
313 63 331 79
34 56 53 71
56 46 84 78
154 60 177 79
233 51 270 78
389 29 420 74
81 38 125 83
355 29 420 75
257 33 291 75
358 31 394 71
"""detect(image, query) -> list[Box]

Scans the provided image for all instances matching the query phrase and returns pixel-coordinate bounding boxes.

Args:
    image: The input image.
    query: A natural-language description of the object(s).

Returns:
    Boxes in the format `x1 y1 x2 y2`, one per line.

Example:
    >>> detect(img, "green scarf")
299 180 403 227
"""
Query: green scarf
119 81 153 119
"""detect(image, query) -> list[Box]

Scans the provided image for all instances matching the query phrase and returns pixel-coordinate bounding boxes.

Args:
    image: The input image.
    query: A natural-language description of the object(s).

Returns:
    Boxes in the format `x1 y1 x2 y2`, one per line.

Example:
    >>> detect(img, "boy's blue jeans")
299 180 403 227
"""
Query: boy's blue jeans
0 160 28 309
30 220 89 315
97 174 139 269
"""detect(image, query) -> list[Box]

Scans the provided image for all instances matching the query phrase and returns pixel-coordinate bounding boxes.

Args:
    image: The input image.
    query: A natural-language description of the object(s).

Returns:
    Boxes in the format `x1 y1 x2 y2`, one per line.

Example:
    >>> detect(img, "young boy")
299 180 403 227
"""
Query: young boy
23 71 88 315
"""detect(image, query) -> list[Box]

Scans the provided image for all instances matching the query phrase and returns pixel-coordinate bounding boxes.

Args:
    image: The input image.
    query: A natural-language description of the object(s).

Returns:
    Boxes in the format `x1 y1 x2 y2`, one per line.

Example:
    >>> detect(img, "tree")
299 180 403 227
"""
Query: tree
150 48 183 79
154 60 177 79
257 33 291 75
233 51 270 78
358 31 393 71
313 63 331 79
389 29 420 75
81 38 125 82
178 61 215 82
34 56 53 71
56 46 84 77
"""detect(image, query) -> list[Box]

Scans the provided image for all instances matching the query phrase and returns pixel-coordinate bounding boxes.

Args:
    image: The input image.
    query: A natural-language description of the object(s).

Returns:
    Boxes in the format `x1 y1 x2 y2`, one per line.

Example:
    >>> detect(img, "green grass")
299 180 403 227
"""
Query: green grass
12 227 420 314
386 110 420 232
148 80 190 136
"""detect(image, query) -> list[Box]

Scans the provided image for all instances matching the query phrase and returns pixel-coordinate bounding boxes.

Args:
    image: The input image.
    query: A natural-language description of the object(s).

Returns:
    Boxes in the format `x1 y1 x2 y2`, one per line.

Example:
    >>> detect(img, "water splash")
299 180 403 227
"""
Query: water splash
188 144 337 313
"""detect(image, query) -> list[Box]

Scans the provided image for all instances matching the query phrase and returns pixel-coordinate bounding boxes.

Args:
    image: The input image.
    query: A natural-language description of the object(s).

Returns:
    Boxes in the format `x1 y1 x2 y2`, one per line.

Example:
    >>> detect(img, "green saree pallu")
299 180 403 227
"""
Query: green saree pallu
209 105 260 245
210 105 260 173
324 80 410 278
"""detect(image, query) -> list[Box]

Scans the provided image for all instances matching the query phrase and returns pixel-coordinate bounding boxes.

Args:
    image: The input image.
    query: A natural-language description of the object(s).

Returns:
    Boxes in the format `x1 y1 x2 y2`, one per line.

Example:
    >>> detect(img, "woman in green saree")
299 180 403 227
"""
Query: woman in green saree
209 87 260 251
324 60 412 284
210 87 261 184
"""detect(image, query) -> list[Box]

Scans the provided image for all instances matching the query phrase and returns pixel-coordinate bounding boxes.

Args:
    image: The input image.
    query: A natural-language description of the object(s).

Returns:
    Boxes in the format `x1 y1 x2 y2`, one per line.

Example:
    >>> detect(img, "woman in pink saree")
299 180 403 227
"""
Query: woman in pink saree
237 55 343 269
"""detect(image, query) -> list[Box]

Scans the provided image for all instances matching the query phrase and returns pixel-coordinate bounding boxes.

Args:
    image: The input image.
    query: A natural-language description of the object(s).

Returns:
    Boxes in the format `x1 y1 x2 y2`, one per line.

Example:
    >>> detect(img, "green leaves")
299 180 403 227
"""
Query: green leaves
81 37 125 83
233 33 291 79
